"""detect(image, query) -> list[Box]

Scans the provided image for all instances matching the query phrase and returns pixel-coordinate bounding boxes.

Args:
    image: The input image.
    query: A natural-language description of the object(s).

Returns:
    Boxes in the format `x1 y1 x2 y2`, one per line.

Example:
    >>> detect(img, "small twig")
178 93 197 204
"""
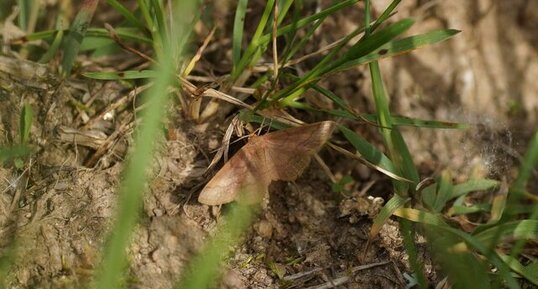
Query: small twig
305 261 390 289
328 142 410 182
85 117 132 167
183 26 217 76
283 267 324 281
271 1 279 80
104 23 156 64
8 164 31 214
83 83 152 130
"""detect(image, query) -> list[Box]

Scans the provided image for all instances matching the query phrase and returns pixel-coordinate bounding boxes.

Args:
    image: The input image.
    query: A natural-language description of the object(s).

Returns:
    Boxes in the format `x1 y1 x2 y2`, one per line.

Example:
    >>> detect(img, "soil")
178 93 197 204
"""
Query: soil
0 0 536 288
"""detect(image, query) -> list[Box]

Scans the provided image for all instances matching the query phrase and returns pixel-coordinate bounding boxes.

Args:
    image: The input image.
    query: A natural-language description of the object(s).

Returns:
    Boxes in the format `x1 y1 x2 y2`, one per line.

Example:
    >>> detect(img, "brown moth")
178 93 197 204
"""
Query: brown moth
198 121 336 205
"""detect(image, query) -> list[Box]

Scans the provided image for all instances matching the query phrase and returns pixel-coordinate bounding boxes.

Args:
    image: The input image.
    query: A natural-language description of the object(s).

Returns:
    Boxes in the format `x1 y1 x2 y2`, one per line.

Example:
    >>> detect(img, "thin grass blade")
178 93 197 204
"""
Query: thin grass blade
17 0 33 31
84 70 158 80
424 226 492 289
362 114 469 129
393 207 448 226
279 19 413 105
325 18 414 73
369 194 409 238
232 0 248 72
498 253 538 285
232 0 275 79
451 179 500 199
507 131 538 257
338 124 399 176
61 0 99 76
335 29 460 72
391 128 419 184
176 204 256 289
105 0 147 33
258 0 358 45
91 1 197 287
471 220 538 248
19 104 33 145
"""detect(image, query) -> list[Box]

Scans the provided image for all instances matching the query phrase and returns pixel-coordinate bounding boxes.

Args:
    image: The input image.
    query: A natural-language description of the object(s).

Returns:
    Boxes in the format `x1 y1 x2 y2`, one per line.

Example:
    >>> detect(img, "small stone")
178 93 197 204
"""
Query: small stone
255 220 273 238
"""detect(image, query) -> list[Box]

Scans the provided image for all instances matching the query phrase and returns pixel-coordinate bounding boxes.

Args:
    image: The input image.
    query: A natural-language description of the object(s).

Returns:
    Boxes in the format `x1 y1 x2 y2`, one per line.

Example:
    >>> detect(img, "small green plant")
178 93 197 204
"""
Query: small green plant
0 103 33 167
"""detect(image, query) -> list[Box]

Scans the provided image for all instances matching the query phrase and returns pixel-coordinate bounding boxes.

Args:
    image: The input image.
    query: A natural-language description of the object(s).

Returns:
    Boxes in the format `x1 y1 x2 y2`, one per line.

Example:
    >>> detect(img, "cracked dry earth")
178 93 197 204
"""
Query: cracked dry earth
1 0 538 288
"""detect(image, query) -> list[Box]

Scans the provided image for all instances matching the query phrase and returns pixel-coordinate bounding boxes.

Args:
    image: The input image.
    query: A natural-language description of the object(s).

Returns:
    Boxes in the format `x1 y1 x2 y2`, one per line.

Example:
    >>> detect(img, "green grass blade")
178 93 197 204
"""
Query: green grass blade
61 0 99 76
429 170 453 212
84 70 158 80
325 18 414 73
87 27 152 43
232 0 275 79
278 19 413 105
136 0 164 57
338 124 399 176
39 29 64 63
233 0 358 80
400 219 427 289
369 61 410 195
17 0 33 31
425 226 492 289
281 12 326 65
510 130 538 198
451 179 500 199
507 130 538 258
257 0 358 45
105 0 147 33
136 0 154 34
369 0 400 32
232 0 248 71
449 203 490 215
92 58 175 289
391 128 419 184
393 207 449 227
335 29 460 72
19 103 33 145
24 28 153 44
370 194 409 238
276 0 293 24
176 204 256 289
500 130 538 258
79 37 116 51
91 1 197 287
152 0 168 48
362 114 469 129
314 88 469 129
313 84 355 115
403 222 521 288
441 228 521 289
472 220 538 248
498 253 538 285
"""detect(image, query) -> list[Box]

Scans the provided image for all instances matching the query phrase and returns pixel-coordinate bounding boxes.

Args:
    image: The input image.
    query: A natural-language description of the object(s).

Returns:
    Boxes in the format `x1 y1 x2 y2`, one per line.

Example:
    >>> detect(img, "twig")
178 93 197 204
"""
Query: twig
305 261 390 289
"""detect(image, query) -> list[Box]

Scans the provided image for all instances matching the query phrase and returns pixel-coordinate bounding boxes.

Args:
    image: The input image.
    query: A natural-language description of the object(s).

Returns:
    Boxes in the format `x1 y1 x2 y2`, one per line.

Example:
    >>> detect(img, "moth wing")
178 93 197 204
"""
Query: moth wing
198 146 270 205
261 121 336 181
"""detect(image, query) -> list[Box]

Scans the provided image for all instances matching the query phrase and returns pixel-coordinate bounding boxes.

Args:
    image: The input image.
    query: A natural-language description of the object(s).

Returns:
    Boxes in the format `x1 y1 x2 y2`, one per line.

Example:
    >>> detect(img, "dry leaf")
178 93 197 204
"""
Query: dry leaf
198 121 336 205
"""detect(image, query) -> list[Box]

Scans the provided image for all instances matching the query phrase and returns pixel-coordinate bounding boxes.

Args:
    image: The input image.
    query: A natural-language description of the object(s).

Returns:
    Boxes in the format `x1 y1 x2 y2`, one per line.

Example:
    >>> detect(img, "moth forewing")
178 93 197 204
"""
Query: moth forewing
198 121 336 205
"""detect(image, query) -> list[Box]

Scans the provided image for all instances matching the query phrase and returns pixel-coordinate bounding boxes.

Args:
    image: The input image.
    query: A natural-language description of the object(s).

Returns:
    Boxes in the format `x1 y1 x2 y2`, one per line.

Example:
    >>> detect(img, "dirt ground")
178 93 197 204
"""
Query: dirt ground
0 0 537 288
